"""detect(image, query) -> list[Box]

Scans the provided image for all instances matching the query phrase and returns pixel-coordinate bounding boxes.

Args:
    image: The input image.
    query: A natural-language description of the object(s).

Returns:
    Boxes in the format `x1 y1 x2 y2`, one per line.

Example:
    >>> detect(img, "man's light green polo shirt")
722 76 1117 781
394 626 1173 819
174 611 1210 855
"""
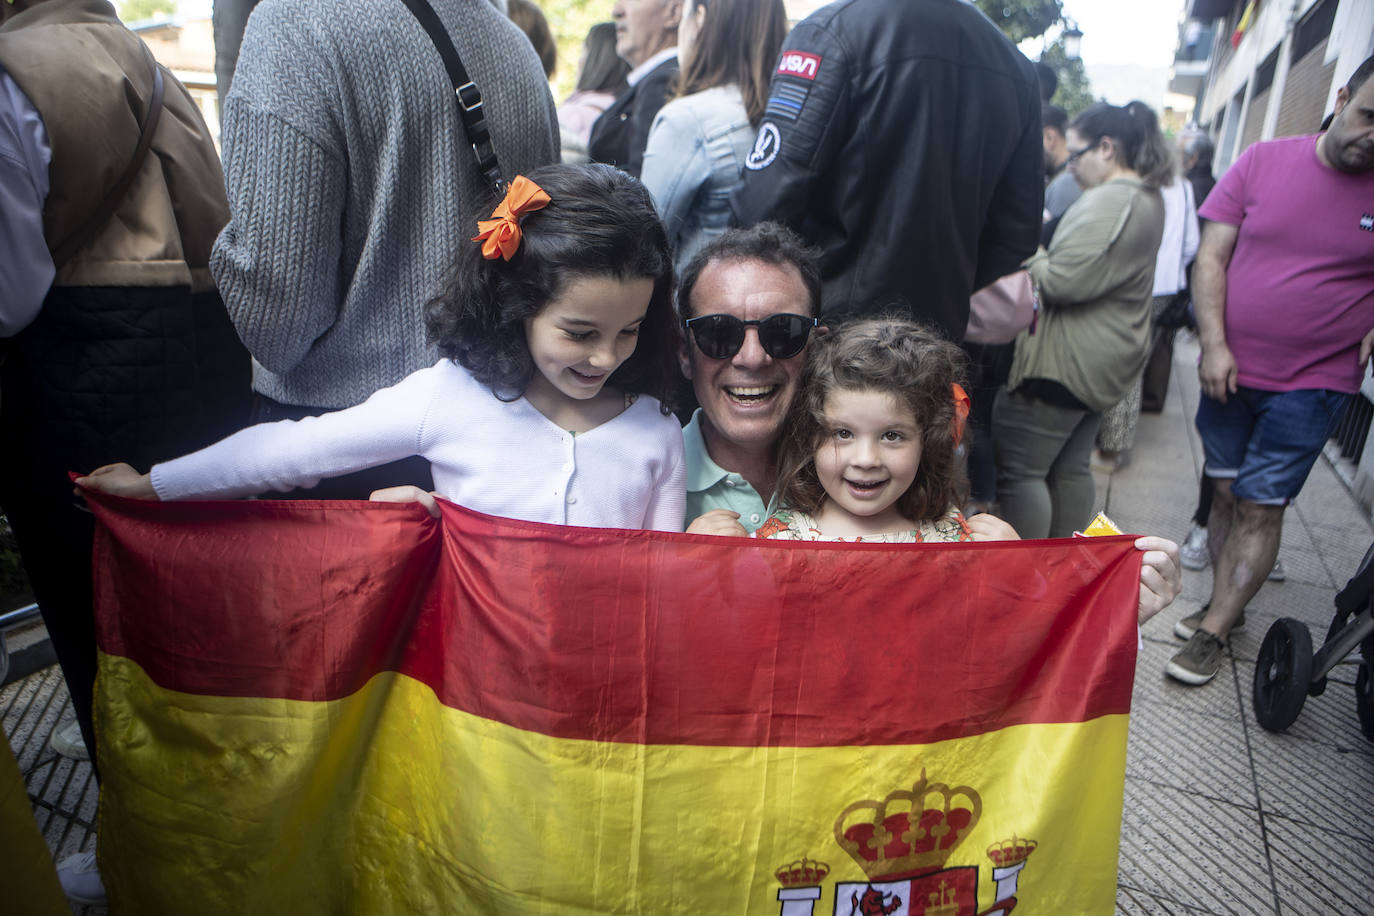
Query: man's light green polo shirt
682 410 771 533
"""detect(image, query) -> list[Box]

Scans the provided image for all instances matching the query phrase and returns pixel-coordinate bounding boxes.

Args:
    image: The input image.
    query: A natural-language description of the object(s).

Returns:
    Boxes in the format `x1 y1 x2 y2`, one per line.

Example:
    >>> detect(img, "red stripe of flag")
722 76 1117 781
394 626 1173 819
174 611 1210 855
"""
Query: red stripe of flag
89 494 1141 748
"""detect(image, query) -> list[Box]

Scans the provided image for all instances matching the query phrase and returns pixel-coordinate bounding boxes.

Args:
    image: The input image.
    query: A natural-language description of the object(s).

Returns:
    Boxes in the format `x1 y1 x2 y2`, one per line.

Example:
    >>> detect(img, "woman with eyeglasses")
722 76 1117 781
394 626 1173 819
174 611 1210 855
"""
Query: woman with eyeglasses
992 101 1173 539
638 0 787 274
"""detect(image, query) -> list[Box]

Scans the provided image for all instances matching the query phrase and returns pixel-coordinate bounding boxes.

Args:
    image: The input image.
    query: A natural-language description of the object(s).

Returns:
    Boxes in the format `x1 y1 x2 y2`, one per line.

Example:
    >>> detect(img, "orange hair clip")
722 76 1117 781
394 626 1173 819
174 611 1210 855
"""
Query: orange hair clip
952 383 971 445
472 175 551 261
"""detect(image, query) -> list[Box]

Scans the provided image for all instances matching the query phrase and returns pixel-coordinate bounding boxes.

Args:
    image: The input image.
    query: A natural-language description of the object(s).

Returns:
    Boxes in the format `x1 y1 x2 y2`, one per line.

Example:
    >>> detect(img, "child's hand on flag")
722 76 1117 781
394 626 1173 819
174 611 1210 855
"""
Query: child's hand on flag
368 485 441 518
686 510 750 537
76 463 158 500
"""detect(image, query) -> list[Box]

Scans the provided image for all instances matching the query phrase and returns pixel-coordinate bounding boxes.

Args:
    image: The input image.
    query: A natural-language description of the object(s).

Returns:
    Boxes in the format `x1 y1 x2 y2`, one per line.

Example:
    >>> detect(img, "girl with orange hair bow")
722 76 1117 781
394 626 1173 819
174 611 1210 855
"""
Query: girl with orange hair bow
79 164 688 532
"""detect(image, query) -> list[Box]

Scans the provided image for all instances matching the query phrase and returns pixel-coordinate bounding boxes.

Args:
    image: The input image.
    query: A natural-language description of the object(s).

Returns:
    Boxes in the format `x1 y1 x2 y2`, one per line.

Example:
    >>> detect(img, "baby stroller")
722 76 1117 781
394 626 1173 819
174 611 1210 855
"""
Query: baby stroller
1253 542 1374 740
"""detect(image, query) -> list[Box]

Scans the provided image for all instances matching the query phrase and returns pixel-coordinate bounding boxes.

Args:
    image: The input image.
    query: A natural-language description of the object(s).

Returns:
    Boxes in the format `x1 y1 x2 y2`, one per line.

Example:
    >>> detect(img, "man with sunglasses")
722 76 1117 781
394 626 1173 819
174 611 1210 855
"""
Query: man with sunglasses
677 224 821 535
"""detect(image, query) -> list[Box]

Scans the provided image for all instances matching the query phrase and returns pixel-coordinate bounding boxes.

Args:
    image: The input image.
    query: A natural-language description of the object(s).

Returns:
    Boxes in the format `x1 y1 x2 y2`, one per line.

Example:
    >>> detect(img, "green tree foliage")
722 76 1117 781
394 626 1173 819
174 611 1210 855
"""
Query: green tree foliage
974 0 1062 44
543 0 609 103
1040 40 1095 117
117 0 176 23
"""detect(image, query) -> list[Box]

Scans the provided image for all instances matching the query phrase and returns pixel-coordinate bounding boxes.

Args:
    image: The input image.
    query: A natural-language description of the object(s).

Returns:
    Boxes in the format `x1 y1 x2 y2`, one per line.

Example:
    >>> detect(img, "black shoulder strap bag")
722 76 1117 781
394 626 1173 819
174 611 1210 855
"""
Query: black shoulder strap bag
396 0 507 197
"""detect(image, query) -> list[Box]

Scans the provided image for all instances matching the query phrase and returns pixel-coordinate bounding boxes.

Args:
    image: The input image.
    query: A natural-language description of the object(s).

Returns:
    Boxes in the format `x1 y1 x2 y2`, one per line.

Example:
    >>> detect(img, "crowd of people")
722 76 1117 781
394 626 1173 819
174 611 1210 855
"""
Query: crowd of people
4 0 1373 906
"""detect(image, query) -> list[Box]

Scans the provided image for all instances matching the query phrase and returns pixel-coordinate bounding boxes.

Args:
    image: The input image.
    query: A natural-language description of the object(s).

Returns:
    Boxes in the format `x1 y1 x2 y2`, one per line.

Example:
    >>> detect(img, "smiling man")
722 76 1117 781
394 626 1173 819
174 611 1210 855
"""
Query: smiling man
677 223 821 534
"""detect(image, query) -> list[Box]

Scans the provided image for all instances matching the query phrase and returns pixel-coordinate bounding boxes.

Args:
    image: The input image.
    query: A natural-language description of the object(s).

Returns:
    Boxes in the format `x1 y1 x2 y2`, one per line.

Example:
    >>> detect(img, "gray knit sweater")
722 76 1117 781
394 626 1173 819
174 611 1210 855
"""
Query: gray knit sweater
212 0 559 408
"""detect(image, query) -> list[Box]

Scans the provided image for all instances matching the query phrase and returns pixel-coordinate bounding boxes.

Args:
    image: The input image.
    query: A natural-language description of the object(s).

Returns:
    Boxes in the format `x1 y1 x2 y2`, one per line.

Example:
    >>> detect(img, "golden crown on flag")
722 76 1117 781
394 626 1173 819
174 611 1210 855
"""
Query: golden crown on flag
986 835 1037 869
775 856 831 887
833 770 983 880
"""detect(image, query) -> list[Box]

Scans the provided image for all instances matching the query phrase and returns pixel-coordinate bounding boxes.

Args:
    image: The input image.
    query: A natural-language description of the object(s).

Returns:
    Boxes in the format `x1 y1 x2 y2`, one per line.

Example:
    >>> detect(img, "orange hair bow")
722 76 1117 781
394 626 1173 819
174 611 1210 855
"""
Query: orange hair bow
952 383 971 445
472 176 551 261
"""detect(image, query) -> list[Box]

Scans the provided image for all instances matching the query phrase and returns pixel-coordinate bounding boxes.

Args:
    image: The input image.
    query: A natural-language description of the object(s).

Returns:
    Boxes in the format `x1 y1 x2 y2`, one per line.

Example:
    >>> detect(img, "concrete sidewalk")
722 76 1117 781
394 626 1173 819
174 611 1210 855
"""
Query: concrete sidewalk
3 332 1372 915
1099 333 1374 914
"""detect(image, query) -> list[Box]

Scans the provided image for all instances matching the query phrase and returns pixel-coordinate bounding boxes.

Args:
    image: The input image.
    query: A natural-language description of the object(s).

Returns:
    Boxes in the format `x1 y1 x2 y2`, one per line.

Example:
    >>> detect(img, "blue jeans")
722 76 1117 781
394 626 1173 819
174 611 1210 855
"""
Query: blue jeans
1196 387 1350 505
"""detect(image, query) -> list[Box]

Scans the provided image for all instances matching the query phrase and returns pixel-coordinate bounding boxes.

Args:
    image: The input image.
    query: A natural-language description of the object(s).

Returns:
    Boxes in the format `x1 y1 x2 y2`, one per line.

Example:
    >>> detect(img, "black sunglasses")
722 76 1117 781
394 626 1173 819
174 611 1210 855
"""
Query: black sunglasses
683 313 818 360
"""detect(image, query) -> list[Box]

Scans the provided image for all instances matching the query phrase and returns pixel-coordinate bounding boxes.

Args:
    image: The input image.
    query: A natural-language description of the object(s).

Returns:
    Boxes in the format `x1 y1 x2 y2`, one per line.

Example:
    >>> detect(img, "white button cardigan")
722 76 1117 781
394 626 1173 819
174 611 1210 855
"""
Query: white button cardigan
151 360 687 532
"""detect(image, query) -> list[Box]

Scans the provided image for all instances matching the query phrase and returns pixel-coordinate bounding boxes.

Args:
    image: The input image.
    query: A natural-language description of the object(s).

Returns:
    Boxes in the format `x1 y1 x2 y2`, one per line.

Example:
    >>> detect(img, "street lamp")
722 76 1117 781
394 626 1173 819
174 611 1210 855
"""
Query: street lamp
1061 19 1083 60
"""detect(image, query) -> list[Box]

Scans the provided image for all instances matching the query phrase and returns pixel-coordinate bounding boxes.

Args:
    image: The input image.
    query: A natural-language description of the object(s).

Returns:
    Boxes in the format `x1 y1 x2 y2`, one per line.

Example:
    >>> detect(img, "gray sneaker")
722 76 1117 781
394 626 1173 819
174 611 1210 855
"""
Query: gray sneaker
1268 557 1286 582
1166 630 1227 685
1179 523 1208 570
50 718 89 761
57 850 106 905
1173 605 1245 640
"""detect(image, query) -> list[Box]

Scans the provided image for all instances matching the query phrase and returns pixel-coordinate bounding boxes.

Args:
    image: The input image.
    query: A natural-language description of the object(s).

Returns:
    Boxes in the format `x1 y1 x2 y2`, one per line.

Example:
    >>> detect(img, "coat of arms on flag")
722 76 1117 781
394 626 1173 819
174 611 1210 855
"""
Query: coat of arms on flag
82 493 1142 914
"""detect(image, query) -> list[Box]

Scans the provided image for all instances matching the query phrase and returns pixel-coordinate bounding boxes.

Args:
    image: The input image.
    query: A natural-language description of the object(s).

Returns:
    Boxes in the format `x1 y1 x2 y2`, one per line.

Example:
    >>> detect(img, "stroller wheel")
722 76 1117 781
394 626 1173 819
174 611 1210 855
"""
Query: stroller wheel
1253 618 1313 733
1357 663 1374 743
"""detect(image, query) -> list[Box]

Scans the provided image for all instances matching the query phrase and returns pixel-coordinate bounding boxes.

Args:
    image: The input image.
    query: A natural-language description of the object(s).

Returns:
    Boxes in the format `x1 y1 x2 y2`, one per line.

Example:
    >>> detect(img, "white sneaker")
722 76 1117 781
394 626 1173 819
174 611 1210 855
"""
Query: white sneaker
1179 523 1209 571
1269 557 1286 582
57 850 106 905
50 719 89 761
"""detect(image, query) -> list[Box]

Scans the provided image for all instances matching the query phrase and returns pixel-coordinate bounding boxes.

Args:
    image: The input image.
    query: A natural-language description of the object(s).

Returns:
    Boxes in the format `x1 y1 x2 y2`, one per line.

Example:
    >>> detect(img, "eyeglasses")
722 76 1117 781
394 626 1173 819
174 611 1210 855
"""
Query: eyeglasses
1066 138 1100 166
683 313 818 360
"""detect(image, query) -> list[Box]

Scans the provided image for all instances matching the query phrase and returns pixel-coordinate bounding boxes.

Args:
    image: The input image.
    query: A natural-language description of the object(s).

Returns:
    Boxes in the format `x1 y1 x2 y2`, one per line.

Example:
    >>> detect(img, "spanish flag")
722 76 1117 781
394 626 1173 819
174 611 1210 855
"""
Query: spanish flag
86 494 1142 914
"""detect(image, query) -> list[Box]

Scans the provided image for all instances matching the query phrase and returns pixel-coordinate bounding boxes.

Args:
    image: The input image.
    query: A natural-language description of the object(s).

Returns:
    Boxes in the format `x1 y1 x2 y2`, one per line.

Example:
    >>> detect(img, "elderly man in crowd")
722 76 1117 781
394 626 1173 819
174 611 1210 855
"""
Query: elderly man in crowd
678 224 1182 620
588 0 680 177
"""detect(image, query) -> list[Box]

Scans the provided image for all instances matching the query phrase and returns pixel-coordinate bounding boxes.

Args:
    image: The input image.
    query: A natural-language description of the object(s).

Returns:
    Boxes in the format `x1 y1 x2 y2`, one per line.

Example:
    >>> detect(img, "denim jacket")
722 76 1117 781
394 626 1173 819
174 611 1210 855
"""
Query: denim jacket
641 85 753 274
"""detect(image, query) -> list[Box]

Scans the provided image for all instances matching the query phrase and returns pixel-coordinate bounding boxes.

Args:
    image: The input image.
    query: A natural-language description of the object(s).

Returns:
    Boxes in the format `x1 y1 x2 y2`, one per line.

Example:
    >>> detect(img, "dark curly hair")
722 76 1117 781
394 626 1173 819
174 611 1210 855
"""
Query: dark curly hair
774 317 969 524
425 163 677 411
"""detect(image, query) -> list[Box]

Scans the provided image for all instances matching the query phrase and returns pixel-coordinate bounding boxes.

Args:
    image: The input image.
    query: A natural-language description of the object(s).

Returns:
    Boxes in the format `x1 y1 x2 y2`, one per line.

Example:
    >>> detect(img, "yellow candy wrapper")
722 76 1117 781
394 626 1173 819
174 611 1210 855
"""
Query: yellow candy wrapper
1076 512 1123 537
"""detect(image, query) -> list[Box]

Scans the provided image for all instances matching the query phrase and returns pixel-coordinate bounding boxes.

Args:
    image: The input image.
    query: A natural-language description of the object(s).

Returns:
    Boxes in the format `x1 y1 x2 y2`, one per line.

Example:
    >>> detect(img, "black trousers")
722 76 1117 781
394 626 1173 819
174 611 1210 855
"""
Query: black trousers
0 486 99 773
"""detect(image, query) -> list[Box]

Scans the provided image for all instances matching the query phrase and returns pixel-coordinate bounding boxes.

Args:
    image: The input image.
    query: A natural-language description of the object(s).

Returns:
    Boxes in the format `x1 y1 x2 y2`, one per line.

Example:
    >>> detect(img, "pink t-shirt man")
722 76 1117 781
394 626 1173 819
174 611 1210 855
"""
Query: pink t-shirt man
1200 133 1374 393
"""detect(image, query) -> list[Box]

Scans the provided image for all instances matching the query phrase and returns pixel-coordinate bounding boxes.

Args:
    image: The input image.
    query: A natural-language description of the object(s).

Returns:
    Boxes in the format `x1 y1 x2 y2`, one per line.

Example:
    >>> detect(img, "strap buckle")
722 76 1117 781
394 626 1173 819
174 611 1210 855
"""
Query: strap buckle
455 82 483 113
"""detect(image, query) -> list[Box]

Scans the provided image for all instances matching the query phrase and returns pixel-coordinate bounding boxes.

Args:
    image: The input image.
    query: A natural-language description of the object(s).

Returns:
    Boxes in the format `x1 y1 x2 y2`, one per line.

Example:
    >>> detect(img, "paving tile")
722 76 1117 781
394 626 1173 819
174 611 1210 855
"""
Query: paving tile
37 756 77 808
1269 517 1333 589
1117 779 1275 915
1265 813 1374 915
1126 701 1258 809
1302 523 1373 589
1292 467 1374 533
1133 636 1245 721
1117 883 1225 915
77 774 99 825
60 758 95 814
1249 726 1374 842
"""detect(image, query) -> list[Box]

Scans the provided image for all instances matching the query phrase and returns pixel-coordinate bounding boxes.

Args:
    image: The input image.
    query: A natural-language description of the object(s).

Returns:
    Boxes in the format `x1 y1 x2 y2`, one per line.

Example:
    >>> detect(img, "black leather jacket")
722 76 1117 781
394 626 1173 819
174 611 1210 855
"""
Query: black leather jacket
731 0 1043 339
588 56 679 179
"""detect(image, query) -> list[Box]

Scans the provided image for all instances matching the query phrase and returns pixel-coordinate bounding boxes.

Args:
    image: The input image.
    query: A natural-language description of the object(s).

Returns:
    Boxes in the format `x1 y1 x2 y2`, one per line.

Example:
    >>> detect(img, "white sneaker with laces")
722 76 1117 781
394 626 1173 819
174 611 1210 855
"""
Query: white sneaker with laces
57 849 106 905
1179 523 1209 571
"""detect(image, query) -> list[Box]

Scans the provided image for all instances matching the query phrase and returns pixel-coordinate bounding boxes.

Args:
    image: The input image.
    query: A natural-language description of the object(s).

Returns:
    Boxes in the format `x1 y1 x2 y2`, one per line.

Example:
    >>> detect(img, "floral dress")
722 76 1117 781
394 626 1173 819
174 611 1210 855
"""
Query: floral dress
755 506 972 543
